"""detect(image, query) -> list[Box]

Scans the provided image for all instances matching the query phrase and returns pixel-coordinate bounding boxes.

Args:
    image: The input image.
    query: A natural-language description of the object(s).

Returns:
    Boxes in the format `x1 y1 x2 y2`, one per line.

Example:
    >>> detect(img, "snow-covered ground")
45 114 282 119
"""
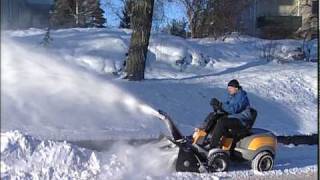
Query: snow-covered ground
1 28 318 179
1 131 317 179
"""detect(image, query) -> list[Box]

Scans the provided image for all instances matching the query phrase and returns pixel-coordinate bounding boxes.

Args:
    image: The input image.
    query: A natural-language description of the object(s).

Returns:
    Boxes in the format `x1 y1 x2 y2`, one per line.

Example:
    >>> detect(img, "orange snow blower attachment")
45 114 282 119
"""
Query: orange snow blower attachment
192 129 207 144
192 129 234 150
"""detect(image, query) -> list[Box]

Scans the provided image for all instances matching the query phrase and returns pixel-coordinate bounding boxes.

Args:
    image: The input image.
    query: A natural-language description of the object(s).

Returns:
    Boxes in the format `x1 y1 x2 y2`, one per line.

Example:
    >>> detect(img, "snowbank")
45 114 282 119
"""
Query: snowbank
1 131 100 179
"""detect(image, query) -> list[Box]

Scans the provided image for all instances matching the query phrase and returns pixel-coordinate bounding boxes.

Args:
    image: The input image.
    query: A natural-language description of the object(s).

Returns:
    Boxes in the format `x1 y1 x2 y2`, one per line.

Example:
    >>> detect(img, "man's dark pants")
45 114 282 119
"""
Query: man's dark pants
202 112 246 148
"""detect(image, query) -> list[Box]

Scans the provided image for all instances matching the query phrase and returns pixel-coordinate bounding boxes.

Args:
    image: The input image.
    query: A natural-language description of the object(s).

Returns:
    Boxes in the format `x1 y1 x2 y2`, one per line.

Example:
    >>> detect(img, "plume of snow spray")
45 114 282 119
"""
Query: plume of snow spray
2 39 165 139
122 96 163 119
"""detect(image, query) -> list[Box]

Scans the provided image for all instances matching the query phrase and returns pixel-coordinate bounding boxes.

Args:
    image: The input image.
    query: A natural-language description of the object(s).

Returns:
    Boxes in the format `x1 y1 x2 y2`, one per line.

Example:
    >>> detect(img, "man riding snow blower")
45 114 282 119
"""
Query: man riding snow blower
197 79 253 151
157 79 277 173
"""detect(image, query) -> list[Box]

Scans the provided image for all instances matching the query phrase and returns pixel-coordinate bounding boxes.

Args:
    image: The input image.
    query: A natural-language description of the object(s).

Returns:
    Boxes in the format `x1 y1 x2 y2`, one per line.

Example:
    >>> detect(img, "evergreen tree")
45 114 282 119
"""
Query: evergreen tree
51 0 75 28
167 19 187 38
51 0 106 28
91 1 106 28
119 0 133 29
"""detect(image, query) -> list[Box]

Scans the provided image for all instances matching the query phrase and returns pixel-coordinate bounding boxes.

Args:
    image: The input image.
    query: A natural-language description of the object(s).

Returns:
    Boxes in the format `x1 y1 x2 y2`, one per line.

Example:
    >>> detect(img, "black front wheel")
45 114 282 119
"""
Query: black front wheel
176 147 201 172
207 152 229 172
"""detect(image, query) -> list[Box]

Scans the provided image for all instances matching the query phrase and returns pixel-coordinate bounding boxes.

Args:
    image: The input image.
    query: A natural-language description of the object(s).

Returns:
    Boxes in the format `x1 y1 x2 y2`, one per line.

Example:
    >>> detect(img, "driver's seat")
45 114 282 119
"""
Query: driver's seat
246 108 257 129
226 108 258 139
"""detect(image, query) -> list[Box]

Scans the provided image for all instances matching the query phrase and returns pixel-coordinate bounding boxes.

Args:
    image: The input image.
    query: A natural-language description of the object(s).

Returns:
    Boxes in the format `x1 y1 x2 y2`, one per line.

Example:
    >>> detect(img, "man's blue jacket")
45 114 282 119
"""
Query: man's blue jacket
222 88 252 126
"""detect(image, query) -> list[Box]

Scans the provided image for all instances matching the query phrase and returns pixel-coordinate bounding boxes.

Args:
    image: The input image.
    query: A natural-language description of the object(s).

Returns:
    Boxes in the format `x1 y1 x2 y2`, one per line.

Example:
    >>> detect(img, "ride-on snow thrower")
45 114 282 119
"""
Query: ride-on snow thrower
157 109 277 173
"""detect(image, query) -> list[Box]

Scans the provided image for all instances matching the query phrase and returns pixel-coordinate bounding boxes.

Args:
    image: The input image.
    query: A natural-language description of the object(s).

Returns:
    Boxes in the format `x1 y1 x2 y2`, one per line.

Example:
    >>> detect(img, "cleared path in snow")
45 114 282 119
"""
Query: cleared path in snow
236 172 317 180
69 138 317 179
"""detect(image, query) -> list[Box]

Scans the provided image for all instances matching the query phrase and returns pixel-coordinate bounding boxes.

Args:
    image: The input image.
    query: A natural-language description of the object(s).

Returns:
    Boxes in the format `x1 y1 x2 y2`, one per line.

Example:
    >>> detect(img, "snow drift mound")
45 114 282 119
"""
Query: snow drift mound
1 130 100 180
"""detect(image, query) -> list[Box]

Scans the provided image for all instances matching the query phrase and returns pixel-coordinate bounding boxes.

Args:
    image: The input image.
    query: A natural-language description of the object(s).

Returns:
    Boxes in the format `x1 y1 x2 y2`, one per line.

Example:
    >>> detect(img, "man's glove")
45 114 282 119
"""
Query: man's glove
210 98 222 111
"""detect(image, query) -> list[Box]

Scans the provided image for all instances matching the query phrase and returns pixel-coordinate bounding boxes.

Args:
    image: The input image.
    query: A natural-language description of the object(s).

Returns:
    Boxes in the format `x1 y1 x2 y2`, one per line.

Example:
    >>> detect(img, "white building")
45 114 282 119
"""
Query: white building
239 0 318 38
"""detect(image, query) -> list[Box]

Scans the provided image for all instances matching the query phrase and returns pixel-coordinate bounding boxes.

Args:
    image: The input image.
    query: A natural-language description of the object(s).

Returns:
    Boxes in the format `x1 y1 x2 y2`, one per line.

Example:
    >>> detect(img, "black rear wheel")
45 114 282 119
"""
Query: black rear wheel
251 151 274 171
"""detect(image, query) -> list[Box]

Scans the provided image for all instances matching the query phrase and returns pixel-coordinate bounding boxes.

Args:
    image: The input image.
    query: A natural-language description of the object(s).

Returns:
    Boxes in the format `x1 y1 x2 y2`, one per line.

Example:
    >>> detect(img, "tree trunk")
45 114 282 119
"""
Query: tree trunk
125 0 154 81
187 6 197 38
75 0 79 26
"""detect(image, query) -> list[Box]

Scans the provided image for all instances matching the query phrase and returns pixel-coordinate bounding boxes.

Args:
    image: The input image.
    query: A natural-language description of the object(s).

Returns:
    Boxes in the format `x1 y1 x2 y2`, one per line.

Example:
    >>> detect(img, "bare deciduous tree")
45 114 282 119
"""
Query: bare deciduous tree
124 0 154 80
178 0 251 38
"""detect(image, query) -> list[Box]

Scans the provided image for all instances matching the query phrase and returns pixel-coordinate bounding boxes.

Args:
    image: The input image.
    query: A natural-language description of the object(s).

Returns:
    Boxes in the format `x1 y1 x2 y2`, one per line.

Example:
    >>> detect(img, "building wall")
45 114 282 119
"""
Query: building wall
239 0 305 37
255 0 298 16
1 0 51 29
239 3 256 35
299 0 318 31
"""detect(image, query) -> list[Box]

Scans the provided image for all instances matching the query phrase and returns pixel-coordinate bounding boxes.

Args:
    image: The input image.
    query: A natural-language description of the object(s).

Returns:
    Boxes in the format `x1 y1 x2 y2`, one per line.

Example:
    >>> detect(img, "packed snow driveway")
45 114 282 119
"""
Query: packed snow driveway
1 131 317 180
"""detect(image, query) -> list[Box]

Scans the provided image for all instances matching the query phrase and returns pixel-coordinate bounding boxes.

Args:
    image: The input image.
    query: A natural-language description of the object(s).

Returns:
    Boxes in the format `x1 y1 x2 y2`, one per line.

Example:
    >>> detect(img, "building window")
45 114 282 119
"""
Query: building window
312 1 318 15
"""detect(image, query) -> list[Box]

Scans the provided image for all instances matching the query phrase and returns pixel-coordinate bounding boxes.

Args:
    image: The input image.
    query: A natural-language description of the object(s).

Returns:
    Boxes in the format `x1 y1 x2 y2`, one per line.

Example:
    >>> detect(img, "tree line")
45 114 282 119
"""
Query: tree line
51 0 106 28
49 0 253 81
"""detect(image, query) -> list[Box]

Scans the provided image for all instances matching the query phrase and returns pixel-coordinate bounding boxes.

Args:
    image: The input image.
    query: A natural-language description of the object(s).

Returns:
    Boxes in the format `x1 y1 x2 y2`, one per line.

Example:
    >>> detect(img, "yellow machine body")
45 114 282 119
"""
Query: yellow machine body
247 136 277 150
221 137 233 150
192 129 277 160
